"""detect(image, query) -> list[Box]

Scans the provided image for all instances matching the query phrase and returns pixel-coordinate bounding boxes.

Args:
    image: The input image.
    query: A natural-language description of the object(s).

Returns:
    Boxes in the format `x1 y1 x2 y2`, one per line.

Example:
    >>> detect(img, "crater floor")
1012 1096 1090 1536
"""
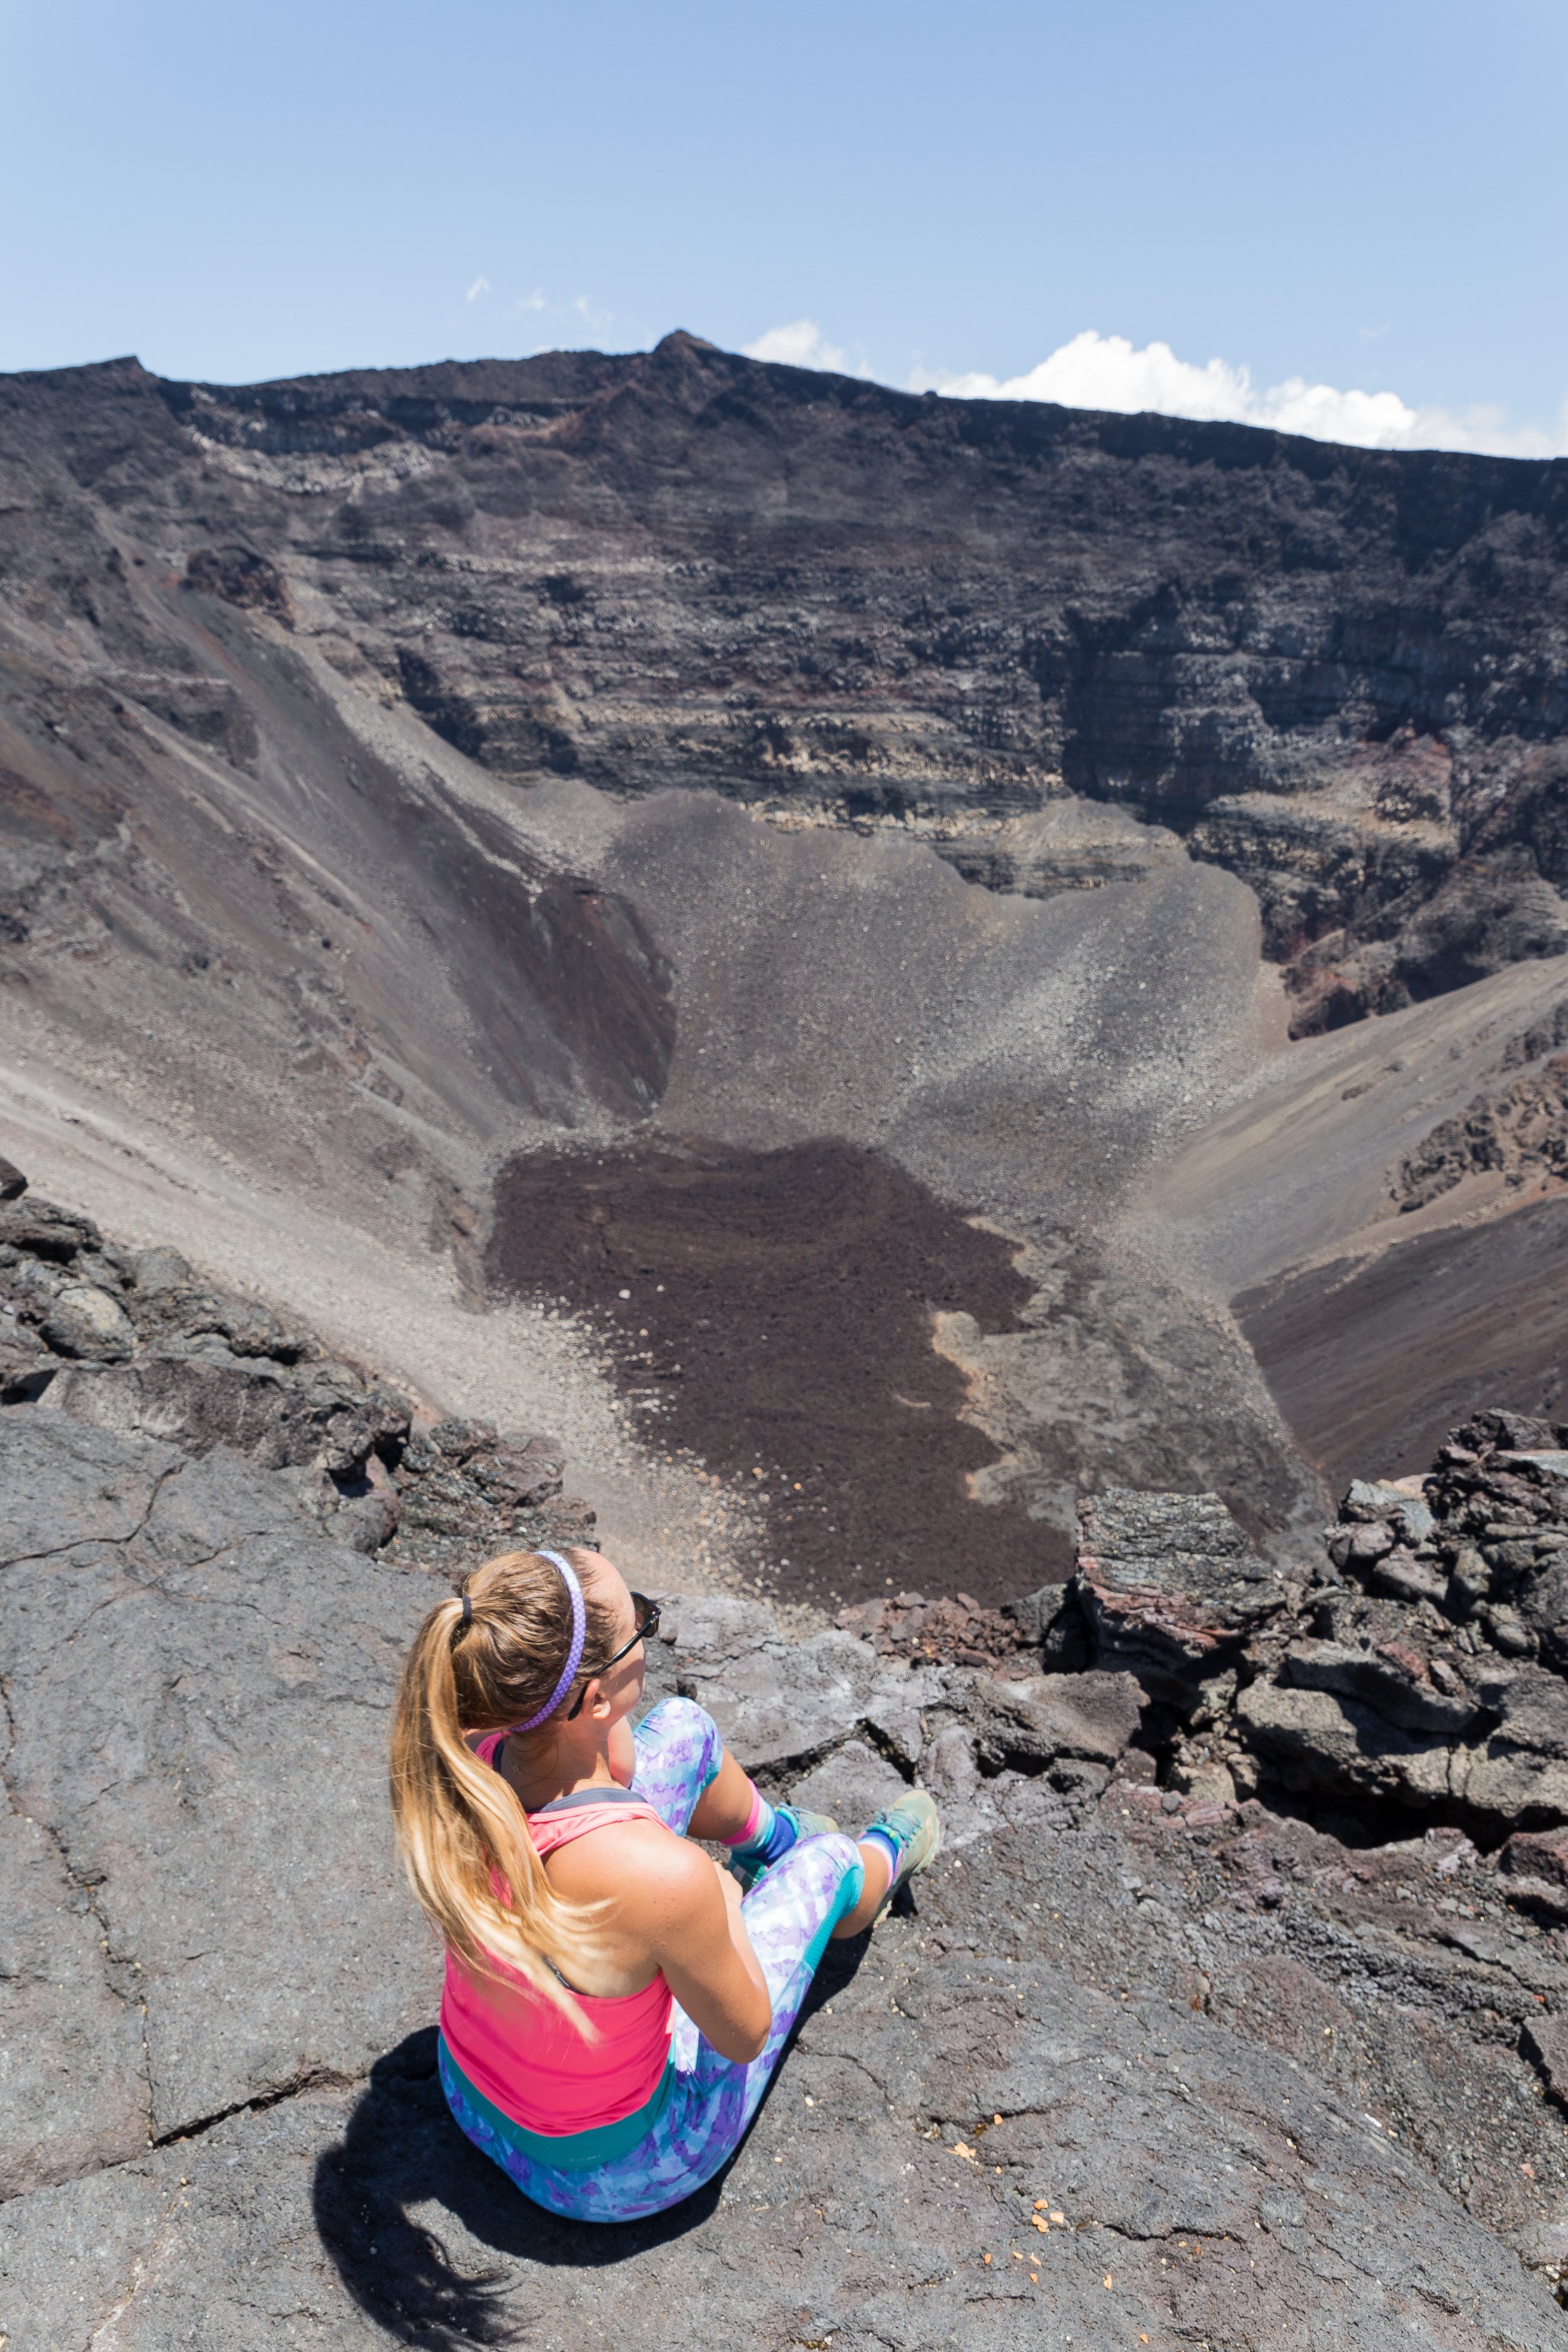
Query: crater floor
488 1136 1042 1605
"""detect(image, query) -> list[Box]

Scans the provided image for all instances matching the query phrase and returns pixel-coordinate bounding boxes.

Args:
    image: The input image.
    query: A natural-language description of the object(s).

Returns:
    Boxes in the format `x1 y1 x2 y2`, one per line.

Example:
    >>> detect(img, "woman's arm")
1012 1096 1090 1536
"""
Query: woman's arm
549 1821 772 2062
626 1841 772 2063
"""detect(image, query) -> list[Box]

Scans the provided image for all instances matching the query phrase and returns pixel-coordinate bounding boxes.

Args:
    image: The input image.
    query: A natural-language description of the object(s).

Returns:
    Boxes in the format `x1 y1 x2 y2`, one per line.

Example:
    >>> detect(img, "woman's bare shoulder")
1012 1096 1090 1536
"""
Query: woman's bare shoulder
547 1818 718 1923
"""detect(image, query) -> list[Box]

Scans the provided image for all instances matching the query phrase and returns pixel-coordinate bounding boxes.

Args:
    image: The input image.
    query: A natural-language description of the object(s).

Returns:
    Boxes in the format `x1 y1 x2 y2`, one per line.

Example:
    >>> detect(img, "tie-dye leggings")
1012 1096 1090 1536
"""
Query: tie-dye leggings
438 1695 865 2222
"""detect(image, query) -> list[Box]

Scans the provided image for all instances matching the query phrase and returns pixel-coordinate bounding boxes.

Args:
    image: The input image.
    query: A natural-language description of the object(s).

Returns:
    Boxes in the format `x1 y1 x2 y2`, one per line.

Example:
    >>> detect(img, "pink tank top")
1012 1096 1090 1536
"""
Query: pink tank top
436 1733 675 2138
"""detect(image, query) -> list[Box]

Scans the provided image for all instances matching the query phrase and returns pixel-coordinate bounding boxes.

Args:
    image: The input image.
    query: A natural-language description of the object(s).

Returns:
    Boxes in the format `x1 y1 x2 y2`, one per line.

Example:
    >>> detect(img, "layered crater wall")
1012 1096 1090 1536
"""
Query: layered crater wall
7 331 1563 1033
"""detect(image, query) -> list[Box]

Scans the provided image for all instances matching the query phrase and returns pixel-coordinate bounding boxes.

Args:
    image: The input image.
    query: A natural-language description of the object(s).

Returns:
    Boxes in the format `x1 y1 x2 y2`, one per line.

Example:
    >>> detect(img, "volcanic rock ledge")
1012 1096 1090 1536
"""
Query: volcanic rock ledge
2 1396 1563 2350
1038 1413 1568 1848
5 1188 1568 2344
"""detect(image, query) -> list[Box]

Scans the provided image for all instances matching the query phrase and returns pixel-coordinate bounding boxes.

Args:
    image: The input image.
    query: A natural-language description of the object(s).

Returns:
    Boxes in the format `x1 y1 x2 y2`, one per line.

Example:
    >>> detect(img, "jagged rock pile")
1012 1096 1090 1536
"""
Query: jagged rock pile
1421 1409 1568 1664
835 1587 1035 1668
1027 1411 1568 1851
0 1170 592 1573
1395 997 1568 1210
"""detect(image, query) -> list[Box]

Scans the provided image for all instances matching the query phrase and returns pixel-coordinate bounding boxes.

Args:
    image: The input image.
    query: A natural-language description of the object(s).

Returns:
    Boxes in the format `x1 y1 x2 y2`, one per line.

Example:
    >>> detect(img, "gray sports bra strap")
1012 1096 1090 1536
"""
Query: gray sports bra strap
531 1784 648 1815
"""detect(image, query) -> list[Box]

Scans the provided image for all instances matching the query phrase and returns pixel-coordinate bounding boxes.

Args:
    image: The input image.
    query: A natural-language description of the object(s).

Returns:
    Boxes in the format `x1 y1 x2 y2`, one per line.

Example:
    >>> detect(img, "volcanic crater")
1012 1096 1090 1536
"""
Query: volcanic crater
9 335 1568 2347
5 332 1568 1597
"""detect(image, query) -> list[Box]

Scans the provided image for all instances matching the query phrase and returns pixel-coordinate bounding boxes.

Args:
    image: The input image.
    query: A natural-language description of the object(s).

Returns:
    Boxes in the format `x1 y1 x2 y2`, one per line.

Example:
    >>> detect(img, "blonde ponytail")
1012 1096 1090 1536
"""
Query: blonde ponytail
388 1548 620 2027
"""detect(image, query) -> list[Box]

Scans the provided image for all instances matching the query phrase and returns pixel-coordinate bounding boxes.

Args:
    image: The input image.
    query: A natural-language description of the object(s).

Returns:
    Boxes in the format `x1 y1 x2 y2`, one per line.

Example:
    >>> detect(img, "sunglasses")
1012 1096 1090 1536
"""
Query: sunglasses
565 1593 661 1717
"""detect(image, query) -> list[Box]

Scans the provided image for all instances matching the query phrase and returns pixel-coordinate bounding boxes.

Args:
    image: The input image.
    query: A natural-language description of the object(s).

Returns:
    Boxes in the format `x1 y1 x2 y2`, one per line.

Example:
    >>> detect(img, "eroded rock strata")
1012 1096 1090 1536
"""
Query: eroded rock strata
8 1182 1568 2344
4 334 1568 1035
20 336 1568 1553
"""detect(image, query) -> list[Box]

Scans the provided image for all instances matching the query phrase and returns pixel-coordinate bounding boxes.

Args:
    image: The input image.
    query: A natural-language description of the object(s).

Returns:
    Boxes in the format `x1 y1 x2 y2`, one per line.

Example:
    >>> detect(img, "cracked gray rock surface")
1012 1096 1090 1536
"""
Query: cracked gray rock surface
648 1592 943 1781
0 1189 595 1576
0 1411 443 2179
5 1852 1561 2352
5 1401 1568 2347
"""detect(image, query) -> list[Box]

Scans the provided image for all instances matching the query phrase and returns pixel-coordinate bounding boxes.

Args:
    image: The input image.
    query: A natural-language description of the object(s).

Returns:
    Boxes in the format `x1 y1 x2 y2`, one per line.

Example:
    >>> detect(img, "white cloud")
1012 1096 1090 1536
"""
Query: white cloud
464 276 490 303
743 320 853 373
570 293 615 333
500 289 612 345
908 330 1568 458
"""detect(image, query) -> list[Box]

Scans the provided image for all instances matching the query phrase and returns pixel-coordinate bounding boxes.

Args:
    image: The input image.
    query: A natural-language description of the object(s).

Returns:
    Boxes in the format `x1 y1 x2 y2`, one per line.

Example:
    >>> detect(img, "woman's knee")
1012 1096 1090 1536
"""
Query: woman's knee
815 1829 864 1880
635 1694 725 1787
745 1827 865 1918
820 1831 866 1919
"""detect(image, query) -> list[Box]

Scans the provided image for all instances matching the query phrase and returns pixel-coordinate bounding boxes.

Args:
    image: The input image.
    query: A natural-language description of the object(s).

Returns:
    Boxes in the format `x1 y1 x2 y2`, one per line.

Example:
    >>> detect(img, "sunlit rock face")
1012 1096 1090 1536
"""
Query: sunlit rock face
5 1368 1568 2348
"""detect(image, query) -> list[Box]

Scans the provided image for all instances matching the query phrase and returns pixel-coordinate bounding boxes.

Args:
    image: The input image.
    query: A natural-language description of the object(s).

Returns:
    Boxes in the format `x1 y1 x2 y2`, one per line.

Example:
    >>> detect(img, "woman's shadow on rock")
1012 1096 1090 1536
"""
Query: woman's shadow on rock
312 1930 874 2347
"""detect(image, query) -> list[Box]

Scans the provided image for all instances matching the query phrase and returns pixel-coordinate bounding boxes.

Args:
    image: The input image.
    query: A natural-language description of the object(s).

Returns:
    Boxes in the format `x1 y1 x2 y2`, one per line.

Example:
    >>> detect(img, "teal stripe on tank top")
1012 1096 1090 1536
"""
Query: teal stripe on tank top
436 2035 675 2170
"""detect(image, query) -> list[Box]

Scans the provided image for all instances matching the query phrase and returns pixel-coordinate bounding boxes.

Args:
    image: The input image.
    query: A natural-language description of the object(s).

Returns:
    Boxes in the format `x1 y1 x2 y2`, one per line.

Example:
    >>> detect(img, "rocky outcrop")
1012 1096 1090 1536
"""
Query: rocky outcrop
1070 1487 1291 1695
0 1171 592 1573
1031 1410 1568 1854
835 1586 1039 1667
1395 994 1568 1208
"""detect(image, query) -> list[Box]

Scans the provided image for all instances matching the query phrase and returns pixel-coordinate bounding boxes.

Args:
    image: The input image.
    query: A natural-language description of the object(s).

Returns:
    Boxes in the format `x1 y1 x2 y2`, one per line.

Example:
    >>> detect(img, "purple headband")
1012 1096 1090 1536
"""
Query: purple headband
510 1550 586 1733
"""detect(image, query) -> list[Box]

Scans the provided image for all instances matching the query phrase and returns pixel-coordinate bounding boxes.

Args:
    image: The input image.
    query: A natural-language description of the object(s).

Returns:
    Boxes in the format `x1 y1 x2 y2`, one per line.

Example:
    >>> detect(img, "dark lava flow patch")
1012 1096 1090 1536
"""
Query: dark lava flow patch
1238 1194 1568 1492
486 1138 1052 1607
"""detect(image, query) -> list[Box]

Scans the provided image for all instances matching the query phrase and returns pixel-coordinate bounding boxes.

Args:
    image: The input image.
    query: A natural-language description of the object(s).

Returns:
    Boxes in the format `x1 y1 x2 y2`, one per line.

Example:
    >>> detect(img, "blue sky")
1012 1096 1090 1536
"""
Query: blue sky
3 0 1565 451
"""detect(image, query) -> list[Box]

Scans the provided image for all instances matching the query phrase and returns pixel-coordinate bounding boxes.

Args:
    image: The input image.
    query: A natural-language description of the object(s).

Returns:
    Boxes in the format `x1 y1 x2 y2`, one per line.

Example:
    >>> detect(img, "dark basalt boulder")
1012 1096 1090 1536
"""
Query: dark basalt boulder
0 1195 102 1262
1502 1825 1568 1909
35 1281 136 1364
1233 1672 1463 1811
1070 1487 1291 1695
968 1668 1146 1777
1279 1635 1486 1738
43 1352 401 1472
0 1318 46 1400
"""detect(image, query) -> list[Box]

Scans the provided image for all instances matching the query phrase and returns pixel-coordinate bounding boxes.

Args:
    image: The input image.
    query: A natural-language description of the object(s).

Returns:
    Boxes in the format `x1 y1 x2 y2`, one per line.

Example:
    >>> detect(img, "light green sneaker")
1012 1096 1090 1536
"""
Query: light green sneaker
862 1788 942 1919
727 1804 840 1891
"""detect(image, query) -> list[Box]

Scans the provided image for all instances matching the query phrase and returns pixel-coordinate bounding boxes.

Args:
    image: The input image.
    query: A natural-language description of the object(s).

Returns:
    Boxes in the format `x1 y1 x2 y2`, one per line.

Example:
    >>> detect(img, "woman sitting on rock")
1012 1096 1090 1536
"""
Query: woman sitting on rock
390 1545 940 2222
